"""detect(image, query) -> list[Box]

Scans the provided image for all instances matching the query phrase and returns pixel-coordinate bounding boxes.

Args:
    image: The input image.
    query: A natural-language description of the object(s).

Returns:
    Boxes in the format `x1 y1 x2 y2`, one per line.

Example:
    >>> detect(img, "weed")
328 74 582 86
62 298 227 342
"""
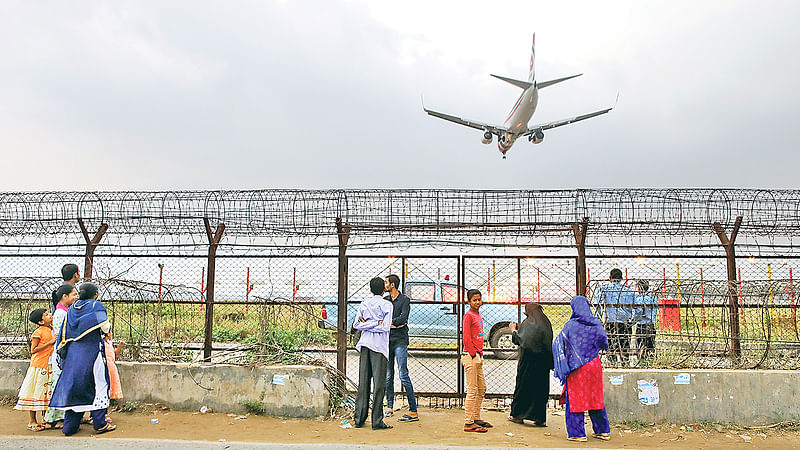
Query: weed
242 400 266 415
119 401 140 412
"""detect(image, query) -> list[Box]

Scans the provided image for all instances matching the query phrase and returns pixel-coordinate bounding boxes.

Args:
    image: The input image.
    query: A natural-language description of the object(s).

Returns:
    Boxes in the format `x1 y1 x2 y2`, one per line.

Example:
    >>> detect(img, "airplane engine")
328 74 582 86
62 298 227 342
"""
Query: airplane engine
481 131 493 144
529 130 544 144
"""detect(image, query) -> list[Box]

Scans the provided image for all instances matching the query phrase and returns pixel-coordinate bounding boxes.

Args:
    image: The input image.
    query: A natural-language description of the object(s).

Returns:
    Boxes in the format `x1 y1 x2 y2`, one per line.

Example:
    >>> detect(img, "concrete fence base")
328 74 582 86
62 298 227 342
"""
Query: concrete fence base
1 360 797 424
603 369 799 425
0 360 330 418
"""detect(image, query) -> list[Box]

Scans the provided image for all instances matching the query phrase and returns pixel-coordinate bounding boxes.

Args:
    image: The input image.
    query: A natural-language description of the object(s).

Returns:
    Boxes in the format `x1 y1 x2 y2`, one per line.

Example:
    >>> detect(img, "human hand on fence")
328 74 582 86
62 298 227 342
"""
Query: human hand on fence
509 322 517 331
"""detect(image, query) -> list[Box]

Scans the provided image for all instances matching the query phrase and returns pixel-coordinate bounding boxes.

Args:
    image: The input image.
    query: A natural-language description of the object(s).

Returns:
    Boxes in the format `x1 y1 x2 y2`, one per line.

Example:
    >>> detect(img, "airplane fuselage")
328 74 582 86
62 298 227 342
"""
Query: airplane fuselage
498 84 538 154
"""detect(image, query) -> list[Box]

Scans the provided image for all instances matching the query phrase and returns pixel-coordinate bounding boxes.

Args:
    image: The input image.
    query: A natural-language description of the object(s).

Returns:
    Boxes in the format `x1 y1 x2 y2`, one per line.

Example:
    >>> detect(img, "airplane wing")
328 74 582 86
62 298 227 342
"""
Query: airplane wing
523 106 612 136
423 106 507 135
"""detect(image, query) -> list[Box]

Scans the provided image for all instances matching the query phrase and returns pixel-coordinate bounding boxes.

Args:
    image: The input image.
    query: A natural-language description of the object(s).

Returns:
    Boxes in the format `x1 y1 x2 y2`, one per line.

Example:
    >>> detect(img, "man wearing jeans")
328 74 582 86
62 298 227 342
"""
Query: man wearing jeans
384 274 418 422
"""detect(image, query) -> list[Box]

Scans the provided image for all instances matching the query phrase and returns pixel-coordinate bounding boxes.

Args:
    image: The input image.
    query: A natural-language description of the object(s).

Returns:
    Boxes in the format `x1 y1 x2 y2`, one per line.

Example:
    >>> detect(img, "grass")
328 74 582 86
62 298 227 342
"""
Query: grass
242 399 266 415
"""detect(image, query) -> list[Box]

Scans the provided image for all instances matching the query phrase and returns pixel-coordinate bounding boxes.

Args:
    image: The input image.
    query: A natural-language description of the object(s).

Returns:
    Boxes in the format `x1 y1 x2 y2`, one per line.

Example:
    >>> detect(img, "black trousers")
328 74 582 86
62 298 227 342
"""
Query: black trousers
354 347 388 429
636 322 656 357
605 322 632 359
62 408 107 436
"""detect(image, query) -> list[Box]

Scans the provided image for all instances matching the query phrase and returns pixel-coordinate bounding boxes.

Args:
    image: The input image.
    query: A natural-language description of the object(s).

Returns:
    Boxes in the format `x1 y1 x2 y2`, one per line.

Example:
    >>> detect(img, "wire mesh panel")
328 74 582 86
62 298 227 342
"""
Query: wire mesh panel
346 256 461 397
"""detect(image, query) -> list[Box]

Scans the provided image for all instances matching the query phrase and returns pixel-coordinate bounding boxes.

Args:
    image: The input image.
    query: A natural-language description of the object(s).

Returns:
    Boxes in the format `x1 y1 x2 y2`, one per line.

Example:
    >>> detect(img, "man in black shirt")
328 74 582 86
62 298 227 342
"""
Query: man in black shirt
383 274 418 422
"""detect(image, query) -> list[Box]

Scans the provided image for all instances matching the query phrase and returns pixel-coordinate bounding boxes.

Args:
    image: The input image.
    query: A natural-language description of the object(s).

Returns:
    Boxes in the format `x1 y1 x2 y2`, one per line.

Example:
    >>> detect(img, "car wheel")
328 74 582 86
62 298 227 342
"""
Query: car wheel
490 326 518 359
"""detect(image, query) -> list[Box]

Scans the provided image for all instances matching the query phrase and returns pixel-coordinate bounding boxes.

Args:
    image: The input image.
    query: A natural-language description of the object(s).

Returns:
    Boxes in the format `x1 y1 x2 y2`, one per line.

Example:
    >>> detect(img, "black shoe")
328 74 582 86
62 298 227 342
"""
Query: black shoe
373 422 393 430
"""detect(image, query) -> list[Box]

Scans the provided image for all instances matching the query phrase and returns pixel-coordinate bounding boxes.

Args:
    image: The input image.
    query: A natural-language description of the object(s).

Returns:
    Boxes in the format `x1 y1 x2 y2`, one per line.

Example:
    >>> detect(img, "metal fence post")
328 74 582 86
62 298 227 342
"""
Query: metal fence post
203 217 225 362
713 216 743 360
336 218 351 378
78 219 108 281
572 217 589 297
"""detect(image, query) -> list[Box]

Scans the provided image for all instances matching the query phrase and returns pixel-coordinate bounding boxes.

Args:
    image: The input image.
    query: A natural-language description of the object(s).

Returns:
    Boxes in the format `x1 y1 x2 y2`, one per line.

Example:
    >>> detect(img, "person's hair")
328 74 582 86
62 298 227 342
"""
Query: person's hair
61 263 79 281
386 274 401 291
369 277 385 295
79 282 99 300
610 268 623 281
466 289 481 302
52 284 76 310
29 308 47 325
638 279 649 292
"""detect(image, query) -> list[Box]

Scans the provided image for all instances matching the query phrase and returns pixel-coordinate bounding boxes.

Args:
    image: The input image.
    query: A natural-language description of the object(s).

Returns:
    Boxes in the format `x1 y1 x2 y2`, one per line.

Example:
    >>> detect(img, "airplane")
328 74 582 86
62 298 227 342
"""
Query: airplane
424 33 613 159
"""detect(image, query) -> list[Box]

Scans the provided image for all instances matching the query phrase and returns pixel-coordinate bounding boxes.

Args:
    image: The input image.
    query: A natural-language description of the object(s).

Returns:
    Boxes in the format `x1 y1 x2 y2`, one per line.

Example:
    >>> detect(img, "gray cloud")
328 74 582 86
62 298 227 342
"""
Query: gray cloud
1 0 798 191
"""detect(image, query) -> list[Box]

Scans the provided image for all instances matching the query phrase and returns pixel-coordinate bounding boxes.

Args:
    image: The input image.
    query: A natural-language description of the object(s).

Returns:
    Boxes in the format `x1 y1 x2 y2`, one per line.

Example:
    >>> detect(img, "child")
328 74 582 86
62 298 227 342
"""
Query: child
43 284 77 428
462 289 491 432
15 308 55 431
104 332 124 423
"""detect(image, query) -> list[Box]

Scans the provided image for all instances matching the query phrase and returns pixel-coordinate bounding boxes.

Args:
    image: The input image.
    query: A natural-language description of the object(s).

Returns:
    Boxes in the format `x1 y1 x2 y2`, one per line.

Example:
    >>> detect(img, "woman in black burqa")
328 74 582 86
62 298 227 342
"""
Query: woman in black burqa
508 303 554 426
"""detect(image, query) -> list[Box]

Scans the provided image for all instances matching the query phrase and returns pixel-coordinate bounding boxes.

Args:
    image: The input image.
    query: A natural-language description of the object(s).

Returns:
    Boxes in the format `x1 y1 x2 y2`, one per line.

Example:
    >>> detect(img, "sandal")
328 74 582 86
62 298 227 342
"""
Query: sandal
533 421 547 427
27 423 45 432
592 432 611 440
373 422 393 430
567 436 588 442
398 414 419 422
384 409 394 418
507 415 524 424
474 419 493 428
464 423 488 433
95 423 116 434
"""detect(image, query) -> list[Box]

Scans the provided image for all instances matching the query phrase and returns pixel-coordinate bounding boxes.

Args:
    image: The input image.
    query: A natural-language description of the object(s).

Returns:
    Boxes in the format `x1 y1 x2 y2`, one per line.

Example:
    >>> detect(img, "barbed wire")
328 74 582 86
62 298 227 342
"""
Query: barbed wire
1 189 798 252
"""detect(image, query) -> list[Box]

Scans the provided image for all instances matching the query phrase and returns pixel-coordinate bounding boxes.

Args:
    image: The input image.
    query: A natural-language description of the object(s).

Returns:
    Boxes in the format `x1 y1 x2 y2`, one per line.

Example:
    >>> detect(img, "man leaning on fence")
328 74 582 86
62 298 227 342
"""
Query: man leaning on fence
596 269 635 363
383 274 419 422
353 277 394 430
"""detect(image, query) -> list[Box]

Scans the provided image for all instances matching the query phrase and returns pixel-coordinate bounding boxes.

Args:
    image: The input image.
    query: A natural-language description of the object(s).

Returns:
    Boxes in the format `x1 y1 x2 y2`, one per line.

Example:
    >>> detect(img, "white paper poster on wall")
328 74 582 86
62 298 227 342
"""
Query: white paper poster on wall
609 375 624 386
637 379 660 405
674 373 691 385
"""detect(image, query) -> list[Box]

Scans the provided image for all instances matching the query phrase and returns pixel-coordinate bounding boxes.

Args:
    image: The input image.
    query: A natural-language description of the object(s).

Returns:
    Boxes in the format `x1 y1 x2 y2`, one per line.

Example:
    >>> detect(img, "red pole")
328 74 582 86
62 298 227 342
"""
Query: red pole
200 267 206 313
586 269 591 299
700 268 706 328
292 267 297 318
738 268 744 326
246 267 251 313
158 263 164 302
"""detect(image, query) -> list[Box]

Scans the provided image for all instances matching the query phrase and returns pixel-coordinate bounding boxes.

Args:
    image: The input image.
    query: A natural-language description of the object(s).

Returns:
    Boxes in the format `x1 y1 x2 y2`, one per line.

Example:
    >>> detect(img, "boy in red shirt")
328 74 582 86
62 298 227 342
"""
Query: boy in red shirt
462 289 491 432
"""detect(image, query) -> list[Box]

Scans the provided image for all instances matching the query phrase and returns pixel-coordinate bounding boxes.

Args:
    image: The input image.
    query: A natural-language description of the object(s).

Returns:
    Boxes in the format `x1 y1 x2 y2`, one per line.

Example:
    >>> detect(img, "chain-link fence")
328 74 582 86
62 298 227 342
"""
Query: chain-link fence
4 253 800 399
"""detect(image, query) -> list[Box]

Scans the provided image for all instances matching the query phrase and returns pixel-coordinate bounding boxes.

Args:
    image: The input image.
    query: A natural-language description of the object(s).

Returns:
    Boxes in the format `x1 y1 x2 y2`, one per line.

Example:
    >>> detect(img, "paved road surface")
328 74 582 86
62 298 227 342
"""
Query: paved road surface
0 436 562 450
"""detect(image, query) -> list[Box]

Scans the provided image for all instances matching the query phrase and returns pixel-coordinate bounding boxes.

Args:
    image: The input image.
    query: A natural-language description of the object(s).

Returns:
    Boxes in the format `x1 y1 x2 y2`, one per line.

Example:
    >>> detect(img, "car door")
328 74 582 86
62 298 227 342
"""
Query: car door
406 281 448 339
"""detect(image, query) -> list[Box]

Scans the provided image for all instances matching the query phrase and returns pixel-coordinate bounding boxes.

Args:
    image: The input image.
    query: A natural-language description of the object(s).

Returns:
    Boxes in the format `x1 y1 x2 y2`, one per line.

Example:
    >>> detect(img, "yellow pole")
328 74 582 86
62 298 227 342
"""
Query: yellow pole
492 261 496 302
676 263 682 300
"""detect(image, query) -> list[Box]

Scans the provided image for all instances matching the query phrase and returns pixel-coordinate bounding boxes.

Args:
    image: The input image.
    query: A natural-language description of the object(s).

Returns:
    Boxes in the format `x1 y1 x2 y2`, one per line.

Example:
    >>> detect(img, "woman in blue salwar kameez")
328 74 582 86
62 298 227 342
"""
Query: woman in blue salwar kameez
49 283 116 435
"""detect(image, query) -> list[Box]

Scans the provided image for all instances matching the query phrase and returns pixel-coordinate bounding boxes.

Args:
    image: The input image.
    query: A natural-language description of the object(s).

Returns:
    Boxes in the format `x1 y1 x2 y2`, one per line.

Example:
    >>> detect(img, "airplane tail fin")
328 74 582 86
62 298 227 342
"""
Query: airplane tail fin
528 33 536 82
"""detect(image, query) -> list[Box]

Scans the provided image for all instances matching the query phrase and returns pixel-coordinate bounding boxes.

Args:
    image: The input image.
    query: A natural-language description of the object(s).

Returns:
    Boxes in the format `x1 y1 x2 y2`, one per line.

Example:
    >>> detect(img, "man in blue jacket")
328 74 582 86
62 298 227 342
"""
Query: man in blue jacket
597 269 635 363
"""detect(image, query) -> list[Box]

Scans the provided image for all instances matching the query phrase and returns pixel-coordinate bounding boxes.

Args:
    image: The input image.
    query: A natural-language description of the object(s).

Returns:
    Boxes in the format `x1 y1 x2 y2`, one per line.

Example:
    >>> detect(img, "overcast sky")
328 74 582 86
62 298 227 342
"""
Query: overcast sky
1 0 798 191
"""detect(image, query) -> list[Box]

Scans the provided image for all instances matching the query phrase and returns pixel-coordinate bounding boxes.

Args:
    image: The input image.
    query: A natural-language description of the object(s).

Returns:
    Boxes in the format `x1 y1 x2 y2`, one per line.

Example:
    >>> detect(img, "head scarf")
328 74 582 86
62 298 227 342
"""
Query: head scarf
552 296 608 383
515 303 553 355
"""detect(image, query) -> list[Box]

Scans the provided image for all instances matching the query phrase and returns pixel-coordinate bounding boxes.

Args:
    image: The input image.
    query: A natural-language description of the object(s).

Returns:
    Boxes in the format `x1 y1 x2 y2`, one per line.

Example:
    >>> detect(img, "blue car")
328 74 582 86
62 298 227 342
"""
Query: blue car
318 279 522 358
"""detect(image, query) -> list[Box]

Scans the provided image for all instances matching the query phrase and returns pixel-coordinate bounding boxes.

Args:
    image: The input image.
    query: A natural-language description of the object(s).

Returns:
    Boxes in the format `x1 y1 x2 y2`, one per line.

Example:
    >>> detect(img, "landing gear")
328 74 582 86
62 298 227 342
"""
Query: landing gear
502 155 506 159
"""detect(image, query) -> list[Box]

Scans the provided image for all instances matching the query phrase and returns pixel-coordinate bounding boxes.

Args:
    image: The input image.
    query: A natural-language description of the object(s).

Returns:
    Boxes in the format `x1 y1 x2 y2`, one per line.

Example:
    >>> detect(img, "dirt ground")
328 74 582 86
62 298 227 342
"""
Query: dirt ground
1 403 798 449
